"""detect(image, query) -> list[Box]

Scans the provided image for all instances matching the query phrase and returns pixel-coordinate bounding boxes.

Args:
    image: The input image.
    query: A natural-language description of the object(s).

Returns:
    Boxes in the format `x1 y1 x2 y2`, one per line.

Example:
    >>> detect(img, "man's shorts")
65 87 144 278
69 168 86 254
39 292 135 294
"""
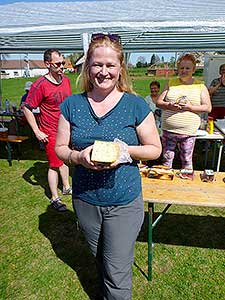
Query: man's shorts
44 135 64 168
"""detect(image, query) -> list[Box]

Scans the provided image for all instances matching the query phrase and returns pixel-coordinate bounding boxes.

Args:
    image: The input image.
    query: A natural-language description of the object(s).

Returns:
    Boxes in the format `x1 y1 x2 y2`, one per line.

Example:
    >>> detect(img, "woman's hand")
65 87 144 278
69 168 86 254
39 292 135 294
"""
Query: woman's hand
167 102 183 111
78 145 118 171
77 145 96 169
178 100 192 112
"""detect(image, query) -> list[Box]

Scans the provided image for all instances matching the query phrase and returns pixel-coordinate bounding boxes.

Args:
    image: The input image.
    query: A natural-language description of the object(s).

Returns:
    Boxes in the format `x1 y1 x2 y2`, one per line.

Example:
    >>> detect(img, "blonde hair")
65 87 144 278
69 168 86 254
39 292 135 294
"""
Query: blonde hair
177 53 196 68
79 35 134 93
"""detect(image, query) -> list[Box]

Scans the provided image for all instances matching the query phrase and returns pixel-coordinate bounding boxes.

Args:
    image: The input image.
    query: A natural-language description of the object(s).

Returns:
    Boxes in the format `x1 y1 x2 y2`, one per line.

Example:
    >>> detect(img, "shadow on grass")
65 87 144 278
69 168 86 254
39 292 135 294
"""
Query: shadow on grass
138 211 225 249
38 206 101 300
22 161 74 199
22 161 51 199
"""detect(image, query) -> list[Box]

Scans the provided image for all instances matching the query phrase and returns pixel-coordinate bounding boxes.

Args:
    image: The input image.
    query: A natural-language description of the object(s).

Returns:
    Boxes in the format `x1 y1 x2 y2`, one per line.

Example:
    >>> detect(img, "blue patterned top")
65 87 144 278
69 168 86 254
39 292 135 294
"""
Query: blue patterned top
60 92 151 206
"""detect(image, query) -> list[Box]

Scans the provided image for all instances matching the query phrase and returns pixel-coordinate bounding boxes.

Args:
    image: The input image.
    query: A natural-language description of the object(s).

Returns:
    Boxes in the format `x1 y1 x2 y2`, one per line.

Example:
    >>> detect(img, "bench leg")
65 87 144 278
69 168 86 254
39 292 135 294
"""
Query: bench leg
148 203 154 281
6 142 12 166
15 144 22 161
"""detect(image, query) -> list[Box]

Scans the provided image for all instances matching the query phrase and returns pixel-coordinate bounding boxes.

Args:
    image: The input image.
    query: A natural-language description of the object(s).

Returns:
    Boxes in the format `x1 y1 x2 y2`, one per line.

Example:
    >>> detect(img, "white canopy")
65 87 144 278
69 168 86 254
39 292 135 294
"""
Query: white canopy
0 0 225 54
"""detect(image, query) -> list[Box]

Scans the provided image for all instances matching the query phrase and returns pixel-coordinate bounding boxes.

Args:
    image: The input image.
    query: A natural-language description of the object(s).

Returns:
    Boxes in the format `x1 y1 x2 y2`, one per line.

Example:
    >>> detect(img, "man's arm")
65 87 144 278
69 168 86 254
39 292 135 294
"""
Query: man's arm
23 106 48 142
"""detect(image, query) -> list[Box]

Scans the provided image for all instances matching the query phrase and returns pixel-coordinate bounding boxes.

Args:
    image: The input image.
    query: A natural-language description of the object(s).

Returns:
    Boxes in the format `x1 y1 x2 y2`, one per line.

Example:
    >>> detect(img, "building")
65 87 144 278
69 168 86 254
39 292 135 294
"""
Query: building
146 64 176 77
0 58 73 79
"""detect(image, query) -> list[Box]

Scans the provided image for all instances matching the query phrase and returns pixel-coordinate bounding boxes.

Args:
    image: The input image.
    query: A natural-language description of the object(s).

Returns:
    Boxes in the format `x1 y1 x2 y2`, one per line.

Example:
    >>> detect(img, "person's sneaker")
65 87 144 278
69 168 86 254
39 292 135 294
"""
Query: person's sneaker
50 197 67 212
62 186 72 195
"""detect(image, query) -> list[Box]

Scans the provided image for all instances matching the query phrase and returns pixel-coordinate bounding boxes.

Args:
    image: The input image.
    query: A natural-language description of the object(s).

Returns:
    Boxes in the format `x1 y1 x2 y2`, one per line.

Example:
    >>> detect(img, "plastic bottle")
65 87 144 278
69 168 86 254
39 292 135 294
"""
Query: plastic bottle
207 116 214 134
5 99 10 113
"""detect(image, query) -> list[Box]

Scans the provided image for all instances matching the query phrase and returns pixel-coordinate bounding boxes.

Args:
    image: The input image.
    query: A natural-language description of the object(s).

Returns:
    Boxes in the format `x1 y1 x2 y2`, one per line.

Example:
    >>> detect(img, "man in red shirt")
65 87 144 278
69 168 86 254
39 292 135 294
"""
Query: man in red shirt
23 49 72 212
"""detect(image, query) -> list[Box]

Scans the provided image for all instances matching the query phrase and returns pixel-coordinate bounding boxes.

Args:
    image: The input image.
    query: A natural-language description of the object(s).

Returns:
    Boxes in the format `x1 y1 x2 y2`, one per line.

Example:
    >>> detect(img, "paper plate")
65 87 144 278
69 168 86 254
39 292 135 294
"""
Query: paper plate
196 129 207 136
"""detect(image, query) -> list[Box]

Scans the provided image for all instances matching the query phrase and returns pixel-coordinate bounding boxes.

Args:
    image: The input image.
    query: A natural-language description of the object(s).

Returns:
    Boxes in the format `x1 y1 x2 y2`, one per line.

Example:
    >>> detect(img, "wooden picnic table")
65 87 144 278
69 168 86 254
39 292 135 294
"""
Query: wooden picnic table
0 135 29 166
142 171 225 280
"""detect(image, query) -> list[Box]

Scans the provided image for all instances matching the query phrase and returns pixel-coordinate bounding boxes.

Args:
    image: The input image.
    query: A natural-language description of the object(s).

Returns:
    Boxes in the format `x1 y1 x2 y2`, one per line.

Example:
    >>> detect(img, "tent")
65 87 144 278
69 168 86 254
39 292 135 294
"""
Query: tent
0 0 225 54
1 0 225 104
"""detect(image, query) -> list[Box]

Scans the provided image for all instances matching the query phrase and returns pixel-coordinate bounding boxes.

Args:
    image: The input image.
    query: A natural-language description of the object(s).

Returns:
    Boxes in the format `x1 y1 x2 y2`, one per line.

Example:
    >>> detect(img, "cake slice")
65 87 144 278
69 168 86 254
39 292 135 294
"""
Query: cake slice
91 140 119 165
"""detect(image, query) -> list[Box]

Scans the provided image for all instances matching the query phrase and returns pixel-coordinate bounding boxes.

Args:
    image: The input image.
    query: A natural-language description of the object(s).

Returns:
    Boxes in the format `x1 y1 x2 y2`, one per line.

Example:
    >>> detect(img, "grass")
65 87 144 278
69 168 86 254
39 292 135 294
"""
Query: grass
1 69 225 300
1 156 224 300
1 69 167 106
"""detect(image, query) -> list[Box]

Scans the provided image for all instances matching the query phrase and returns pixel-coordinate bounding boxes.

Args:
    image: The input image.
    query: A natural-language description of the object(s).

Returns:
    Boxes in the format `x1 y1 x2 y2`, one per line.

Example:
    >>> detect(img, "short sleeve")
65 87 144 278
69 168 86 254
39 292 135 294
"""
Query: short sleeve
134 95 152 126
25 83 43 108
60 96 72 121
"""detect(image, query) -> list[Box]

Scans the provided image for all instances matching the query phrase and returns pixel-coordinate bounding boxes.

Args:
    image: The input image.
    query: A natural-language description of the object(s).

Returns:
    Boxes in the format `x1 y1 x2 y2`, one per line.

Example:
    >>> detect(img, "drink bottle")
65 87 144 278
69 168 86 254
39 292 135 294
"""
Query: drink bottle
207 117 214 134
5 99 10 113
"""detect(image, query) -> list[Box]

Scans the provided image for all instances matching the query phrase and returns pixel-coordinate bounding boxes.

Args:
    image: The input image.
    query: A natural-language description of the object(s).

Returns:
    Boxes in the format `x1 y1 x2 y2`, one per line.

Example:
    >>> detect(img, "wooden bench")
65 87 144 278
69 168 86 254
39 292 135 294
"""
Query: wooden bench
0 135 29 166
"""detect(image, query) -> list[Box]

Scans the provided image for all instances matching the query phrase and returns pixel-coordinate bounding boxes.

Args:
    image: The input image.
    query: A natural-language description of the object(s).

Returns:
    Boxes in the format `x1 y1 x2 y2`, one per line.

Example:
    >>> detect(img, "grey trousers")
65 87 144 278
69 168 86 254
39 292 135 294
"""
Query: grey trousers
73 194 144 300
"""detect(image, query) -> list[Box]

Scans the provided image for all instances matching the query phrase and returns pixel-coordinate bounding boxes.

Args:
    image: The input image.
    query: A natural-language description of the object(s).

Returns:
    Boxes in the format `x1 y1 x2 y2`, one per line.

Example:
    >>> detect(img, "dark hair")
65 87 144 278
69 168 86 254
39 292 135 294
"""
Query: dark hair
219 64 225 73
150 81 160 89
80 35 134 93
43 49 62 62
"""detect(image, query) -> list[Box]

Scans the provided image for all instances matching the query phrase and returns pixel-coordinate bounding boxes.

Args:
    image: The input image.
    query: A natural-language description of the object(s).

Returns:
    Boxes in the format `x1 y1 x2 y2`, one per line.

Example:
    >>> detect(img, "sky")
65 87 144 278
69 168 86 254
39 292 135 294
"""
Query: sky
0 0 100 3
129 52 175 65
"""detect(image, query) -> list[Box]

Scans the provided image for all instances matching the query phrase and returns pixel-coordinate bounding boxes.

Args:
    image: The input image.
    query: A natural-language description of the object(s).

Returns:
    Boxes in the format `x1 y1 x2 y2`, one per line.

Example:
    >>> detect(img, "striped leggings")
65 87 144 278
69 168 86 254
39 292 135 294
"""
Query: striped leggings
162 130 196 169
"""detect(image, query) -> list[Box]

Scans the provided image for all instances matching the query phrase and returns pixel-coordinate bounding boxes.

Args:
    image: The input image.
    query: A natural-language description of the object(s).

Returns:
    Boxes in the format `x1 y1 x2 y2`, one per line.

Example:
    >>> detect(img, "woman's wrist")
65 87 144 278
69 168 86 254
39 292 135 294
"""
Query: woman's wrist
67 150 74 164
67 150 80 165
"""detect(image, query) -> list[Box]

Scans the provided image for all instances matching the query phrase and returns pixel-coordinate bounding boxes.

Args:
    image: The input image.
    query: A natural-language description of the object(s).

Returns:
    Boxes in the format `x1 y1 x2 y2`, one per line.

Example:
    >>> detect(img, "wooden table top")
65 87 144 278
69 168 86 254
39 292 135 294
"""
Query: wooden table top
142 171 225 208
0 135 29 143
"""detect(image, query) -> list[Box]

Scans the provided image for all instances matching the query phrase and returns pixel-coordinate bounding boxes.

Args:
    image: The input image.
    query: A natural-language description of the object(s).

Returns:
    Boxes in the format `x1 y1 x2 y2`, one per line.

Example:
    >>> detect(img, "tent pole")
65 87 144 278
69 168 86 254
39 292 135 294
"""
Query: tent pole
125 52 131 66
0 54 2 110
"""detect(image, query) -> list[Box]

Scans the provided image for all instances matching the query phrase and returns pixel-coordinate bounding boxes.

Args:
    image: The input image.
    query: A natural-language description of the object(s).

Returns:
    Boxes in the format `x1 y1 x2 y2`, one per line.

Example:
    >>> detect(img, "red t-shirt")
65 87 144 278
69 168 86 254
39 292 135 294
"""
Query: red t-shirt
25 75 72 135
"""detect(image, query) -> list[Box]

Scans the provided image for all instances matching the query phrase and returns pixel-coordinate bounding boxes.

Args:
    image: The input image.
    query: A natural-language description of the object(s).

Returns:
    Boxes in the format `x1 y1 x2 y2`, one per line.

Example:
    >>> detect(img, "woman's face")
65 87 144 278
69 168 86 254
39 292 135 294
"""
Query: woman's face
89 46 121 92
178 59 195 81
150 84 160 96
220 65 225 76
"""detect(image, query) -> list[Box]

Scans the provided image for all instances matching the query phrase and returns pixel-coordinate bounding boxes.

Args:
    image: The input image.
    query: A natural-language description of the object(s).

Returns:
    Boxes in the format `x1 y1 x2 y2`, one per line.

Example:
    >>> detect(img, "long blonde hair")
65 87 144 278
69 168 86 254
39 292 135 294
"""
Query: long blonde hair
79 35 134 94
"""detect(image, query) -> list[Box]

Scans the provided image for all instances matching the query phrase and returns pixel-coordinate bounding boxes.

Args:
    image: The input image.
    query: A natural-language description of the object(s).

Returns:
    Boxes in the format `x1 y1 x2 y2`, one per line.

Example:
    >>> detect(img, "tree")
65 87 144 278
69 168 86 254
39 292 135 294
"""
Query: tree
150 54 156 65
136 56 147 68
155 54 160 64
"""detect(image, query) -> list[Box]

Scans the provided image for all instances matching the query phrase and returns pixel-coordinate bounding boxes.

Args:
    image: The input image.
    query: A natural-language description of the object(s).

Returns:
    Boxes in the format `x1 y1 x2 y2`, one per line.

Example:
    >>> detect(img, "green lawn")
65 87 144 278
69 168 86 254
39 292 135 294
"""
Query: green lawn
1 70 225 300
1 156 224 300
1 70 166 106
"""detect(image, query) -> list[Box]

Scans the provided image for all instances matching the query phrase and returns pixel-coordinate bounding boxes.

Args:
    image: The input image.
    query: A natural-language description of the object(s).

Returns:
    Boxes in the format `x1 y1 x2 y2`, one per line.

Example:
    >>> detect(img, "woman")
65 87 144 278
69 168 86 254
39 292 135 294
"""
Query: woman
55 33 161 300
156 53 211 179
144 80 161 113
145 80 162 130
208 63 225 120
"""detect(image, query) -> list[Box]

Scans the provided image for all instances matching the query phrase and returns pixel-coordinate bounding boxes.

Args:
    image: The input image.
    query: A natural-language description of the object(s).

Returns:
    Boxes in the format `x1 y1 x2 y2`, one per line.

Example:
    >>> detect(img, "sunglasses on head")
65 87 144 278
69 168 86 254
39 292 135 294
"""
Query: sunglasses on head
91 33 120 43
49 61 66 68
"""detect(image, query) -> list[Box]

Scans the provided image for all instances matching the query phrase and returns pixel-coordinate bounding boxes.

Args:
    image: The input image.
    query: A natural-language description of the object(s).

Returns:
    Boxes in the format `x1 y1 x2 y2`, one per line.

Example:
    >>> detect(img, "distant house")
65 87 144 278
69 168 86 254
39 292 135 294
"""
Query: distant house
146 64 176 77
0 60 46 78
0 58 73 78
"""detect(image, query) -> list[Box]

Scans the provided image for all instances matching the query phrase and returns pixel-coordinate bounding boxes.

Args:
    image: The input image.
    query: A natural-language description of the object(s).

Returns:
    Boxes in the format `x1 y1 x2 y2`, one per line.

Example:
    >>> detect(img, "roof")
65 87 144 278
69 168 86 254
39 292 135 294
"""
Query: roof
1 60 45 70
0 0 225 53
